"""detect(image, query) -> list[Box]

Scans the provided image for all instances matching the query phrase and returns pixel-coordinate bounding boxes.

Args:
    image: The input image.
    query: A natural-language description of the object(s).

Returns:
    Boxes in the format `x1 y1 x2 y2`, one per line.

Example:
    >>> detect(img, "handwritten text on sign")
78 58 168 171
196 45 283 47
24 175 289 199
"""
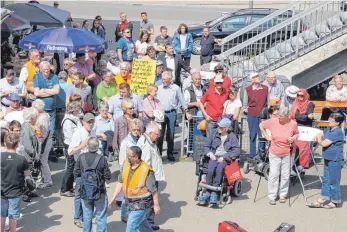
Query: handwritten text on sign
130 59 156 95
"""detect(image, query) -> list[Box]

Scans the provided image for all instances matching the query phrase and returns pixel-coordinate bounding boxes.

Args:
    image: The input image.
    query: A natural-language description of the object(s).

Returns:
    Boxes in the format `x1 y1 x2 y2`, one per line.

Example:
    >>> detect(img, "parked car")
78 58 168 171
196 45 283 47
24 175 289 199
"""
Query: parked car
189 8 295 55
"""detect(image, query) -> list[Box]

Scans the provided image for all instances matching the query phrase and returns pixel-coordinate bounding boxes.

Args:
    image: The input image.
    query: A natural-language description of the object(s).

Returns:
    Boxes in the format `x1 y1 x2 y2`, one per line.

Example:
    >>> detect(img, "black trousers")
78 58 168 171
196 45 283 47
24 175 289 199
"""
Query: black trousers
200 55 212 65
60 143 76 193
148 181 159 225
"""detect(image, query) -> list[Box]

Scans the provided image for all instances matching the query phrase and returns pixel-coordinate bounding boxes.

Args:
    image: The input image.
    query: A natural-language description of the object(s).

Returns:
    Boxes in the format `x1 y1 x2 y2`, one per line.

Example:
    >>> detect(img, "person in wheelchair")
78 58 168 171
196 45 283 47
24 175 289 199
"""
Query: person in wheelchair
200 118 241 204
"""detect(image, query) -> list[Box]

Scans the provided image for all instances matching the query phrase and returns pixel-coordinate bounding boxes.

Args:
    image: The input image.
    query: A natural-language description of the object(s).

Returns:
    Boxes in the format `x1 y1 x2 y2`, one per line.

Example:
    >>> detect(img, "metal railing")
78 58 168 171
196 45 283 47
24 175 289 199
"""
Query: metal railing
219 1 347 88
220 1 320 53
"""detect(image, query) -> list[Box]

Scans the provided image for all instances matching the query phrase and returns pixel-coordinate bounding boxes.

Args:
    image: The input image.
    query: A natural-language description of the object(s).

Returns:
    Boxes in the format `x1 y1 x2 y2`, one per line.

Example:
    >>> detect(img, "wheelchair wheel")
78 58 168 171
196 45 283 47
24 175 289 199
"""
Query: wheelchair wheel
221 193 232 205
232 180 242 197
263 164 270 181
243 161 250 174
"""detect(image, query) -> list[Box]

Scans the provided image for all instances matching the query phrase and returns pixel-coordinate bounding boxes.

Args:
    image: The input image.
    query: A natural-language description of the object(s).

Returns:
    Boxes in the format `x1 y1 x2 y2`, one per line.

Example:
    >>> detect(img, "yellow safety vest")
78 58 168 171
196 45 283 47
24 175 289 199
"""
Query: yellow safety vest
26 61 37 88
122 161 152 199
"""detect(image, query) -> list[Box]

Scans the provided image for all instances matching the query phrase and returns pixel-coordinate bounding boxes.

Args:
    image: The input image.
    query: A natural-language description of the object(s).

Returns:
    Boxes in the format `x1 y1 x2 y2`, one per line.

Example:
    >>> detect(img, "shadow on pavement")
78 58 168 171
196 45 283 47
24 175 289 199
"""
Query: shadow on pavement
156 192 187 226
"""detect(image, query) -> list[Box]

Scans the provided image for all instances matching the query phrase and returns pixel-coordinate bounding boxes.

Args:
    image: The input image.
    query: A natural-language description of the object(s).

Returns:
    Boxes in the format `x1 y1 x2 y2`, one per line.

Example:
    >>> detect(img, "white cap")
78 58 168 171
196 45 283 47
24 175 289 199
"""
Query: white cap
250 72 260 79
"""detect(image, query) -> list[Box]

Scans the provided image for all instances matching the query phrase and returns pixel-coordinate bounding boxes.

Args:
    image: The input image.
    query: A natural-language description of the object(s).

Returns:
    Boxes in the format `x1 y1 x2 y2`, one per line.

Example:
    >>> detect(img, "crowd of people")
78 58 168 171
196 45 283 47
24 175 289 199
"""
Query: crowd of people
1 7 347 232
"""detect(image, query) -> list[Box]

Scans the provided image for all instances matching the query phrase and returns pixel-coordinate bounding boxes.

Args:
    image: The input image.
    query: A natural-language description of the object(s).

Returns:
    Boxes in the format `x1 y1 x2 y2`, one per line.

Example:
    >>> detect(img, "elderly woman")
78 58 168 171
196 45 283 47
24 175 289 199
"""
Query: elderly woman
94 101 114 160
112 99 134 157
96 71 118 105
143 84 164 127
60 101 83 197
310 112 345 209
200 118 241 204
259 107 299 205
106 50 120 75
32 99 53 189
115 62 131 88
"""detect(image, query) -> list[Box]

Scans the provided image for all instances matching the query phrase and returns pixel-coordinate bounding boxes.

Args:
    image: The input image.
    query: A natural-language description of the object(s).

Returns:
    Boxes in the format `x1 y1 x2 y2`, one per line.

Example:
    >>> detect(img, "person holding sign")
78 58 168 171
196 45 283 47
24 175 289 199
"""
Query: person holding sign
130 59 156 96
310 112 345 209
157 70 192 161
115 62 132 88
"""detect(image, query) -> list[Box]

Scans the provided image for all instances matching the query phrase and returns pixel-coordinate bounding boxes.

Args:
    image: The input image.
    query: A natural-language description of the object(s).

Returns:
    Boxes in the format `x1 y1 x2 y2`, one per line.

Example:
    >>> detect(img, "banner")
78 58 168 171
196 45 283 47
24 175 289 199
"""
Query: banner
130 59 156 95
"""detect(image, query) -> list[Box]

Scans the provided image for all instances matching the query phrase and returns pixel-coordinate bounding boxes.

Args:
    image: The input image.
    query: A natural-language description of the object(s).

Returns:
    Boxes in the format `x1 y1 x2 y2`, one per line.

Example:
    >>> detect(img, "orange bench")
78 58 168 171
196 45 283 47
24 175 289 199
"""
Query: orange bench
270 101 347 114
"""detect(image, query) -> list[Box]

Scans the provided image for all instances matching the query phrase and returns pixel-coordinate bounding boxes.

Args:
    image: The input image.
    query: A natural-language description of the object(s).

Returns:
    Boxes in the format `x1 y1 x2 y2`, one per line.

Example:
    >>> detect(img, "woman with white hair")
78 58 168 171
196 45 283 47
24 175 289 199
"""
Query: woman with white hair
259 107 299 205
115 62 131 88
143 84 164 127
32 99 53 189
106 50 120 75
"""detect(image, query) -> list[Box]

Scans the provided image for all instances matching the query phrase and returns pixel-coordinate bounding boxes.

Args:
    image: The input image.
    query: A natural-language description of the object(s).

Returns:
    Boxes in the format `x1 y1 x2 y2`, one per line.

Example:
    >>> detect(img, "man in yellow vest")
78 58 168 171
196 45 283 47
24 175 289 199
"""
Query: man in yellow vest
108 146 160 232
19 49 41 95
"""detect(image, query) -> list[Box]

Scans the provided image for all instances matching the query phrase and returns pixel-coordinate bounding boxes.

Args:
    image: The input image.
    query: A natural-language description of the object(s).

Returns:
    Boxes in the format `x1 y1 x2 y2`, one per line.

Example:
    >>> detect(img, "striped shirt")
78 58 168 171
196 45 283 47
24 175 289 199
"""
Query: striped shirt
157 83 187 111
262 80 285 100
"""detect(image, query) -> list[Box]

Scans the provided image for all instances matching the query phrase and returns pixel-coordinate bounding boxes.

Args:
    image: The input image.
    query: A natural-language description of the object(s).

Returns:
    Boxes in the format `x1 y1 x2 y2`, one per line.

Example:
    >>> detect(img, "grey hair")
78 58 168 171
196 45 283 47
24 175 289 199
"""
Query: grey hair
87 137 99 153
99 101 109 110
130 118 143 131
40 61 51 70
23 107 39 123
66 101 81 115
102 71 113 80
190 68 200 75
279 106 290 116
191 71 201 78
29 49 39 57
162 70 173 80
121 99 134 112
98 59 107 66
145 123 159 134
267 71 276 77
32 99 45 113
68 66 78 76
120 12 127 16
334 75 343 81
119 62 130 69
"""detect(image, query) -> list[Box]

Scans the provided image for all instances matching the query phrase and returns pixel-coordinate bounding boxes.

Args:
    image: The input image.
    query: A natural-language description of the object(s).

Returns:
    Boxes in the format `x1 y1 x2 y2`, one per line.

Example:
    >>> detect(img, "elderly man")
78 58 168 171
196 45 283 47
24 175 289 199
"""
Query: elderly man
157 70 191 161
157 44 191 87
115 12 134 42
0 69 26 107
2 94 25 124
280 85 299 110
108 146 160 232
137 123 164 230
208 64 231 92
200 74 229 139
68 113 97 228
74 137 111 232
115 62 131 87
33 61 60 162
262 71 285 104
106 50 120 75
19 49 40 95
73 53 96 82
108 82 143 120
200 27 221 65
326 75 347 101
244 73 268 162
184 72 206 115
96 71 118 104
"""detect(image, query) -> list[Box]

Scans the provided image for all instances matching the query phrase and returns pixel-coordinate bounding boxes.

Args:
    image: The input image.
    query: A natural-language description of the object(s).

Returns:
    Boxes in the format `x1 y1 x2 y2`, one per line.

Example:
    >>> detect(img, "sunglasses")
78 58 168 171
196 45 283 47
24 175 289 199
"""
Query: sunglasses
297 94 304 97
215 82 223 85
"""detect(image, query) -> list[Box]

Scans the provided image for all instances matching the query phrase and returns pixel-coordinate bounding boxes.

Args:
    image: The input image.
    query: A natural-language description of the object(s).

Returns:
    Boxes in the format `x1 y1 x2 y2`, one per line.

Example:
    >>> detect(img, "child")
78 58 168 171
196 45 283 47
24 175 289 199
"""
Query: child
310 112 345 208
1 133 31 232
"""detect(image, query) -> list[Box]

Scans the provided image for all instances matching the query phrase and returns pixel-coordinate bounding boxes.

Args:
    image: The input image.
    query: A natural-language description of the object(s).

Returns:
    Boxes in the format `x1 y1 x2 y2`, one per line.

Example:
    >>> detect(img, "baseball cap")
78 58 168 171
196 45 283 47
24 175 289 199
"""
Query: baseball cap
83 113 95 122
214 73 224 83
214 64 224 73
250 72 260 79
156 60 163 67
9 94 21 102
218 118 232 128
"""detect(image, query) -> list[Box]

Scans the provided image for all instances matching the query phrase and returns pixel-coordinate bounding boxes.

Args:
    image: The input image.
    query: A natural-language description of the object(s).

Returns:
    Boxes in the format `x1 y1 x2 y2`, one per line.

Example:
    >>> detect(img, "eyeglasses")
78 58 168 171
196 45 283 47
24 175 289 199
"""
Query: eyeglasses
228 92 235 95
132 128 140 132
127 107 134 110
124 31 130 34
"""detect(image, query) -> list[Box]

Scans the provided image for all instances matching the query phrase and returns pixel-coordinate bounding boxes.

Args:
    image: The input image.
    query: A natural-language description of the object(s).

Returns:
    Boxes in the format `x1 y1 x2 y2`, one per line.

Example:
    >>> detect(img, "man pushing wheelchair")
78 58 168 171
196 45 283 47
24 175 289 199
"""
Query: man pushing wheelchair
199 118 241 205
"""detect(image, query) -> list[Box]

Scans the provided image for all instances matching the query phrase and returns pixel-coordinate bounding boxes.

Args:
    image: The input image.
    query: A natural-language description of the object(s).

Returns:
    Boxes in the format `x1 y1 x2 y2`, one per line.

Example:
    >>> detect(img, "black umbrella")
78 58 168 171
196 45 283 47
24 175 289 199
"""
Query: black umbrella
5 3 71 28
1 9 31 32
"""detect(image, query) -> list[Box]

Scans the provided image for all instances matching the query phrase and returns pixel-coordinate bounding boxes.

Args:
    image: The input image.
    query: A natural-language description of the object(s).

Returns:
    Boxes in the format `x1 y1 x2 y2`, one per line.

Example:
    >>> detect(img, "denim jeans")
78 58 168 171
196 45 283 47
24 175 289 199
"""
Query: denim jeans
121 199 127 219
321 159 343 204
1 196 22 220
60 144 75 193
74 177 83 221
158 111 177 155
247 115 264 159
206 160 227 187
81 194 108 232
47 110 56 146
126 208 153 232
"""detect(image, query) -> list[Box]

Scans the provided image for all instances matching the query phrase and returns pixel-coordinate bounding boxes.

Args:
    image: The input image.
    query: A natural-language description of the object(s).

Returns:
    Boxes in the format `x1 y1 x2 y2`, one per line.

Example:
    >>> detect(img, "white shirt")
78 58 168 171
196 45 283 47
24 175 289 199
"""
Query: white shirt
184 85 203 103
107 61 120 75
165 55 175 78
325 85 347 101
19 65 29 83
135 40 149 58
68 126 97 160
223 99 242 115
215 135 228 156
0 78 26 105
180 34 187 50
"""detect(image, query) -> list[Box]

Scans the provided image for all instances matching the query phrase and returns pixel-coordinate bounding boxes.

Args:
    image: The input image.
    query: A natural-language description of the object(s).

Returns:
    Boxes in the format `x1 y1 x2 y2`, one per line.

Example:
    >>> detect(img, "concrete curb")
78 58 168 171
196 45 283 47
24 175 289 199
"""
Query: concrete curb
113 0 290 6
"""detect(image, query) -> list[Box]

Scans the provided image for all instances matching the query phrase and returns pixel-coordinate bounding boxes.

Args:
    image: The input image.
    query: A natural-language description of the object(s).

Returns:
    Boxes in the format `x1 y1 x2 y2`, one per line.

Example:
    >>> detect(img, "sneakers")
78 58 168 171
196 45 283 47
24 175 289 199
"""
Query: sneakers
209 193 217 204
74 220 83 228
269 200 276 205
297 165 304 173
121 216 127 223
199 193 210 203
105 183 110 188
167 154 175 162
37 183 53 190
60 191 74 197
279 198 286 203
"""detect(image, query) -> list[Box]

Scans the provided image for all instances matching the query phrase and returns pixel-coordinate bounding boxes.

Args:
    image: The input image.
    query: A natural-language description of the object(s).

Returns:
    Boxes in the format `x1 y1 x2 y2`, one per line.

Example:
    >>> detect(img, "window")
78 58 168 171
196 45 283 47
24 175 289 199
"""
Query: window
222 16 247 29
250 15 264 24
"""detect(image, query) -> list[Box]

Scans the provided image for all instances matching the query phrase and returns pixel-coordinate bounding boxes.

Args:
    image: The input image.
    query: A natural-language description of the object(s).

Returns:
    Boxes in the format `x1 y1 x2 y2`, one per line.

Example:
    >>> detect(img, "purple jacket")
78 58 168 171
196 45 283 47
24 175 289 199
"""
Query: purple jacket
204 130 241 159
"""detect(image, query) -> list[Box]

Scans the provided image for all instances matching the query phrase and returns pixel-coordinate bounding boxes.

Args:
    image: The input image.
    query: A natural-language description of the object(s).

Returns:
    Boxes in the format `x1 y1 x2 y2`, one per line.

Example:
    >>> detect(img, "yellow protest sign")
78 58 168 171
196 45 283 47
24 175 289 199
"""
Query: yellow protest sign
130 59 156 95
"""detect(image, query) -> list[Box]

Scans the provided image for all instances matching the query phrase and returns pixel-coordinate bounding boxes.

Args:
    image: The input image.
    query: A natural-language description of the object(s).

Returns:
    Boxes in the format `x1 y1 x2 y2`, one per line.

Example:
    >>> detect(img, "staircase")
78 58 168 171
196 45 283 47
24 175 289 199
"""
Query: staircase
218 1 347 90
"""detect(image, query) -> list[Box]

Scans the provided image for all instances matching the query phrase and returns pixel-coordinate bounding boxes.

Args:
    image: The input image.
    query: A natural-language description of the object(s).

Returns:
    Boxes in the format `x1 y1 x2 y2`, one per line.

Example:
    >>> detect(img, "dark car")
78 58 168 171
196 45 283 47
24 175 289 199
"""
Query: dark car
189 8 294 55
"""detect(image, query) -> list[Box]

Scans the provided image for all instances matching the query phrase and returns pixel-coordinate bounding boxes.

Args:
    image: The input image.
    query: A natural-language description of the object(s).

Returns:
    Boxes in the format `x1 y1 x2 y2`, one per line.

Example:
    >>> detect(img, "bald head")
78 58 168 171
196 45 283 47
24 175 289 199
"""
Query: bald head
30 49 41 64
267 71 276 84
191 72 202 88
146 123 160 142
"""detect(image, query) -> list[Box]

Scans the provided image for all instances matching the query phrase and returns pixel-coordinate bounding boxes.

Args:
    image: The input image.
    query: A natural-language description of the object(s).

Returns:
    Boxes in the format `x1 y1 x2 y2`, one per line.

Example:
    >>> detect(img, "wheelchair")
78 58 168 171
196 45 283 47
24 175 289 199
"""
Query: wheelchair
243 138 271 180
195 155 243 205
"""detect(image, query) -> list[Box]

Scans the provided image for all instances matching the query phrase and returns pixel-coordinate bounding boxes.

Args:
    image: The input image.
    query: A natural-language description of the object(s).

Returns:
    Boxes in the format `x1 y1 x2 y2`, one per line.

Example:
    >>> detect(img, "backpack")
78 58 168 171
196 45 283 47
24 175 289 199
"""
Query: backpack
61 118 78 143
80 155 102 200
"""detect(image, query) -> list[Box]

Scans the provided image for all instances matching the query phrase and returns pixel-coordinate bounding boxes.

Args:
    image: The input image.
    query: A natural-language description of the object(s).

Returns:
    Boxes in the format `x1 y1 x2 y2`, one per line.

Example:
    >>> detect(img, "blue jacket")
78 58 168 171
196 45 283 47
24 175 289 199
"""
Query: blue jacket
204 130 241 159
172 32 193 58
